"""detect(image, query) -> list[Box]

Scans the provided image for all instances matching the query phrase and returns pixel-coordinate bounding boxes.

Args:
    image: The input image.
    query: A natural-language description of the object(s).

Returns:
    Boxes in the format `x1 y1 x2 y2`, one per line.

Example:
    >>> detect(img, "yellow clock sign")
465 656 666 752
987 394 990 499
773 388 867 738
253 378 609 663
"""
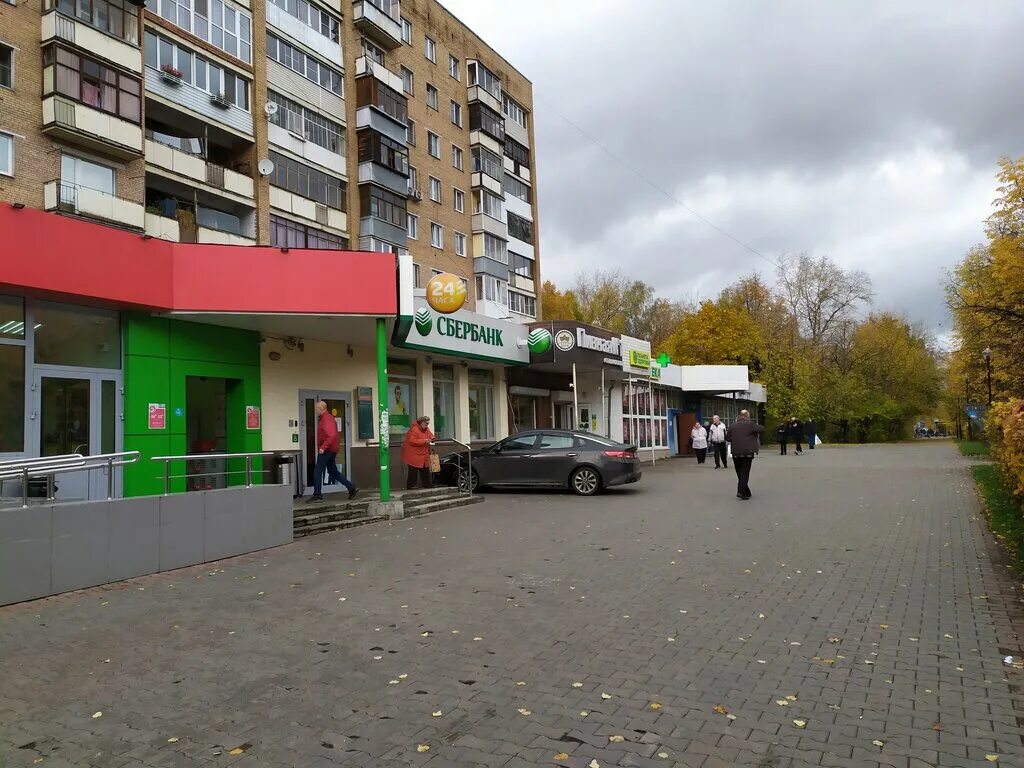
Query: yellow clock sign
425 272 468 313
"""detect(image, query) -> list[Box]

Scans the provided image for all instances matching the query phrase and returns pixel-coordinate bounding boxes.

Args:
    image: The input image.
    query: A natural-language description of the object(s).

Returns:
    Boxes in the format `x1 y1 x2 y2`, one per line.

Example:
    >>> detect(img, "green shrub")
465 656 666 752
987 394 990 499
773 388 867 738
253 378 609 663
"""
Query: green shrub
973 463 1024 568
956 440 990 457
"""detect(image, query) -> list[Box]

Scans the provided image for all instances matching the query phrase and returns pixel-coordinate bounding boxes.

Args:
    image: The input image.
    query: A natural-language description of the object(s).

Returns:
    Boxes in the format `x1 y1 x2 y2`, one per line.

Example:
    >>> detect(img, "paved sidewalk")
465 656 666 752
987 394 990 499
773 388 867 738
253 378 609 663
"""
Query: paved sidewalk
2 442 1023 767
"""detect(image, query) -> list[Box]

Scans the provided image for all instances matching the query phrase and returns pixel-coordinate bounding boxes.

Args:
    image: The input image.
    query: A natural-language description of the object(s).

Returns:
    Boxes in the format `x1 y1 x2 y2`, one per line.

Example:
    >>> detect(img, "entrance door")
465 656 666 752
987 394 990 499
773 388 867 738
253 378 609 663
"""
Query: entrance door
33 370 122 501
678 412 697 455
299 391 351 496
555 403 574 430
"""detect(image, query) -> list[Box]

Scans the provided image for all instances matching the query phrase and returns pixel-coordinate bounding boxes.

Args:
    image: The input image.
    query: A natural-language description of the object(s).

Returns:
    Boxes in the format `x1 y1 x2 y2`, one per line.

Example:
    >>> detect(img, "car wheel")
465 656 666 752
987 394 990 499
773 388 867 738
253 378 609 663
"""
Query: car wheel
570 466 601 496
458 467 480 492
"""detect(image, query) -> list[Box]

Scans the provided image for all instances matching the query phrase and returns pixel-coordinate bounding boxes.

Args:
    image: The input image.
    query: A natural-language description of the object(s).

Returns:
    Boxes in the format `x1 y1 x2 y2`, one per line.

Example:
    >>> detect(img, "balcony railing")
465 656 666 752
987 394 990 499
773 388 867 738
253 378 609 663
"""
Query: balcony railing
45 179 146 229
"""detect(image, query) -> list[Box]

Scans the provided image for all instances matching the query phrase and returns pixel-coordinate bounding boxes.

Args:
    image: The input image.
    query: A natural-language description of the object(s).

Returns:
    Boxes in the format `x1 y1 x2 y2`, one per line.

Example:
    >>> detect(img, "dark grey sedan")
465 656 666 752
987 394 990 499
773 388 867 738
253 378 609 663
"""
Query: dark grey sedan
438 430 642 496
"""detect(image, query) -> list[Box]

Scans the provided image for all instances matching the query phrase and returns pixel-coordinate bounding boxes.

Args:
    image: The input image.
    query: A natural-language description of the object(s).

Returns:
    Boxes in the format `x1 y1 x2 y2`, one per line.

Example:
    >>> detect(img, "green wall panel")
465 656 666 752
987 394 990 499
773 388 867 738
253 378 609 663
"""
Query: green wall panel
124 314 169 358
121 433 170 498
124 355 170 435
169 321 260 366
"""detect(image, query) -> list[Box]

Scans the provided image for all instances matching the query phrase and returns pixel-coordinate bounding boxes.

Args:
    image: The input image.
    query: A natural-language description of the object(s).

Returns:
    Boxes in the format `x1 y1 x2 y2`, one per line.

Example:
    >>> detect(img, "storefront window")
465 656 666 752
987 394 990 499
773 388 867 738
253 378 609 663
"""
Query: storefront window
0 294 25 339
468 368 495 441
622 382 668 449
432 364 455 440
388 358 417 436
34 301 120 368
0 344 25 452
509 394 536 432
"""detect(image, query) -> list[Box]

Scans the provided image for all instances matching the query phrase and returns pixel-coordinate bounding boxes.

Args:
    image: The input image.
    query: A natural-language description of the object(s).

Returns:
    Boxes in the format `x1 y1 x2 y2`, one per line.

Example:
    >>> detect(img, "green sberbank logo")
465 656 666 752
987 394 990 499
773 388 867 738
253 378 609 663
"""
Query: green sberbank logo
527 328 552 355
414 308 433 336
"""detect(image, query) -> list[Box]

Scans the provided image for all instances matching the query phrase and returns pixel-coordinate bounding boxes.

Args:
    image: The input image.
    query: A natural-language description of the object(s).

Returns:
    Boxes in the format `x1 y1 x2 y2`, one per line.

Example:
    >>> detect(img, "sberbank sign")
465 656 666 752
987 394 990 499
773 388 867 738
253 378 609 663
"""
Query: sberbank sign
436 316 503 346
397 299 529 365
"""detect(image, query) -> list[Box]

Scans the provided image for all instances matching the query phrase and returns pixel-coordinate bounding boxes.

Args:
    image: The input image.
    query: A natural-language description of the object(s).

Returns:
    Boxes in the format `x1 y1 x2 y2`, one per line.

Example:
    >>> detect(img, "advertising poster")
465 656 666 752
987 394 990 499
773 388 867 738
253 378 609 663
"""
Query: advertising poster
389 382 412 431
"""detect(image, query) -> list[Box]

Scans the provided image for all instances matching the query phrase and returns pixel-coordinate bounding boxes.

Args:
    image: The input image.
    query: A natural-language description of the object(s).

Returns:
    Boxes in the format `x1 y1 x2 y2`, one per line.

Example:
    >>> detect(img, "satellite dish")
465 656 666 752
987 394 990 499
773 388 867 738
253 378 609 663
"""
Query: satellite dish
264 102 278 117
257 159 275 176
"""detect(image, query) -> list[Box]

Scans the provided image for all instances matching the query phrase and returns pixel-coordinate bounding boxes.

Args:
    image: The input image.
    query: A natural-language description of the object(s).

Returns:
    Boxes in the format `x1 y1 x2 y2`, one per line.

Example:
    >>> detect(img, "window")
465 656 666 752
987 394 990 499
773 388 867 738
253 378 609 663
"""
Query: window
508 290 536 317
469 102 504 142
355 76 407 124
360 185 407 228
34 301 120 368
406 118 416 145
623 383 668 449
475 274 507 305
400 15 412 44
502 94 527 128
452 145 463 171
144 31 249 109
425 83 438 110
0 335 24 452
430 221 443 248
0 43 10 89
509 395 536 432
448 54 460 80
507 212 533 244
539 433 574 451
268 150 346 209
433 364 455 440
473 189 504 220
400 66 413 95
267 0 340 43
467 60 501 99
427 131 440 158
268 91 344 154
45 45 142 122
504 173 531 203
450 100 462 127
146 0 251 62
61 154 115 194
0 133 11 176
357 129 409 176
511 251 534 278
453 187 464 212
409 166 418 192
266 33 342 96
428 176 441 202
454 231 466 257
505 137 530 174
270 215 347 249
407 212 418 239
482 233 508 263
468 368 495 440
362 38 385 65
412 262 421 288
472 145 503 180
57 0 140 45
388 358 417 436
424 35 436 63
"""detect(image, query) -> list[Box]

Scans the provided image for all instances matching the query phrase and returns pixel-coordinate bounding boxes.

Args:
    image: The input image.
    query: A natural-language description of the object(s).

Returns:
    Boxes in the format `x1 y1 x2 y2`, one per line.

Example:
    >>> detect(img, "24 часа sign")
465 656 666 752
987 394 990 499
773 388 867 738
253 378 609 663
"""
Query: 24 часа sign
395 298 529 365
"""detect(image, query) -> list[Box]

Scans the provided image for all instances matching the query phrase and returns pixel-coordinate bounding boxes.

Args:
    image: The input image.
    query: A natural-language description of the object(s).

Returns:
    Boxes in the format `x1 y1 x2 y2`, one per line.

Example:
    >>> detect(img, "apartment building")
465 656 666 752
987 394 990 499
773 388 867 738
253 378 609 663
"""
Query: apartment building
0 0 539 499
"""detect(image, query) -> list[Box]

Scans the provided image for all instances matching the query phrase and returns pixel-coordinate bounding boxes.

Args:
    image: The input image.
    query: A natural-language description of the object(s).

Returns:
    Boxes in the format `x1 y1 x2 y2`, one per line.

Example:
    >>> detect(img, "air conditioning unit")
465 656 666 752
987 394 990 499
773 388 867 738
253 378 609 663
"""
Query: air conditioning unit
411 188 423 201
209 92 231 109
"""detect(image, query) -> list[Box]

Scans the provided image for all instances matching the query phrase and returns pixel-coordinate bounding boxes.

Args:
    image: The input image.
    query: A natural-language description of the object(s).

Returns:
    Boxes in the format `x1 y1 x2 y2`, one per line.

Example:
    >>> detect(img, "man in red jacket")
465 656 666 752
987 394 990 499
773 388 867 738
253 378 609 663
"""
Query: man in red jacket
308 400 357 502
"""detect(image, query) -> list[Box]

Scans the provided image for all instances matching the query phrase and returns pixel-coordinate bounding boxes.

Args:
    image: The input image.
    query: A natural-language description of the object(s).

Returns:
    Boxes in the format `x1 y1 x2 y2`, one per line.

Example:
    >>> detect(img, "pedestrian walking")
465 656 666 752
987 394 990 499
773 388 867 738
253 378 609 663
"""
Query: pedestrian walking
729 410 765 500
776 422 789 455
690 422 709 464
708 415 729 469
307 400 357 502
401 415 435 489
789 417 804 455
805 418 817 450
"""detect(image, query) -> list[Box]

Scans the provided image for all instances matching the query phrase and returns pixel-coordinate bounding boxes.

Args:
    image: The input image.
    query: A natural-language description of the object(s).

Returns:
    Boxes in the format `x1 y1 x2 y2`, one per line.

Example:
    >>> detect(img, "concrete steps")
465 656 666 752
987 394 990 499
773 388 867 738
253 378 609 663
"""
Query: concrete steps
292 487 483 537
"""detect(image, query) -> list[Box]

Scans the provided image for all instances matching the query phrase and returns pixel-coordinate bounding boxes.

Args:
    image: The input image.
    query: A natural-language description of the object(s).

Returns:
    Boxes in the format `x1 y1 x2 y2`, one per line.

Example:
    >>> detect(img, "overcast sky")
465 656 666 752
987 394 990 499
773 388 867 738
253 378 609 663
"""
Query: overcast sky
442 0 1024 333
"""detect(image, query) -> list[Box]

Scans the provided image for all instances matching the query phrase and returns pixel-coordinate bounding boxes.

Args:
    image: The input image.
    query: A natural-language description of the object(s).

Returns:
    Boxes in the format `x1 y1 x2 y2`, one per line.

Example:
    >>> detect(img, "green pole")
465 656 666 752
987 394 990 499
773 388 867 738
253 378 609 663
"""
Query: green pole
376 317 390 502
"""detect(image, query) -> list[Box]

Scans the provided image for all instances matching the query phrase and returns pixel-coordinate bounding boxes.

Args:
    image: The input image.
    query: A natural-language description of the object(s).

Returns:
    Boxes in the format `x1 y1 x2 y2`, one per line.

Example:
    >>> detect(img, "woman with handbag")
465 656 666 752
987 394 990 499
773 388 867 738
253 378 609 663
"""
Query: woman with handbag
401 415 436 489
690 422 709 464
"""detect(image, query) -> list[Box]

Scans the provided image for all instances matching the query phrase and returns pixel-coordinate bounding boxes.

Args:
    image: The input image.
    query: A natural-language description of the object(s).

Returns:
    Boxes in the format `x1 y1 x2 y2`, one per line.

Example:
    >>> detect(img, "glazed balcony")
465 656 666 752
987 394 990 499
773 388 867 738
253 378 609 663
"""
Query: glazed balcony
41 96 143 160
41 7 142 73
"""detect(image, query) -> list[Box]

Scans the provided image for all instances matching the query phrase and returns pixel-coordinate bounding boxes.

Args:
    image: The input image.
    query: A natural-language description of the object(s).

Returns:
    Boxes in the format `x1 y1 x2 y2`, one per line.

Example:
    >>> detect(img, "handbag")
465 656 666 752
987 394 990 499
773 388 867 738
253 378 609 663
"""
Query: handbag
428 452 441 474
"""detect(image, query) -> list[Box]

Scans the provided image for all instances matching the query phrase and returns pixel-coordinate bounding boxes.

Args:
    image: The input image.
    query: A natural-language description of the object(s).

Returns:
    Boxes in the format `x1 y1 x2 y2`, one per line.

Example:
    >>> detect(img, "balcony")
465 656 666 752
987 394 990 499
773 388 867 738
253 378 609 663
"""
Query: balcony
269 187 348 233
41 10 141 73
474 256 510 281
471 213 508 240
145 139 255 202
469 130 503 157
265 0 342 64
359 215 407 247
511 272 535 294
267 123 346 178
471 171 502 197
355 106 406 145
41 96 143 160
352 0 403 50
45 180 145 230
467 84 501 114
145 68 254 138
358 161 408 197
354 55 404 95
504 116 529 149
267 60 345 125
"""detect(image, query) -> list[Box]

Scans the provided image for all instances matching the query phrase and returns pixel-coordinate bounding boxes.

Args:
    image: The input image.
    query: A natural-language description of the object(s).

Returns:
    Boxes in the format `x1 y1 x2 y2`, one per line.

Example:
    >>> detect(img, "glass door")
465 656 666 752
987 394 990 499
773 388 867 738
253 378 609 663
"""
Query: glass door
34 370 122 501
298 391 351 496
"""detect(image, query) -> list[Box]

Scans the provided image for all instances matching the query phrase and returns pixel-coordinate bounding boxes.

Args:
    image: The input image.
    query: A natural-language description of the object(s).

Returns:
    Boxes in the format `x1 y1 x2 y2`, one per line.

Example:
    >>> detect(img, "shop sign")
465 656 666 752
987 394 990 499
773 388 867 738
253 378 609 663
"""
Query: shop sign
245 405 261 430
527 322 623 364
649 365 661 380
425 272 468 313
395 298 529 365
578 327 621 355
628 349 651 369
148 403 166 430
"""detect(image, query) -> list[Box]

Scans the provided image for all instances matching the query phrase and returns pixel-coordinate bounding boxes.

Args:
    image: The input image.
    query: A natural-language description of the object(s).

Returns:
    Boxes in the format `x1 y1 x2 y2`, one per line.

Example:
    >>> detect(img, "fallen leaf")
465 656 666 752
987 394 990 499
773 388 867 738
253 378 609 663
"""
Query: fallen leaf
580 710 589 717
986 755 999 762
554 754 569 762
879 624 889 629
388 680 400 685
758 613 766 619
872 740 884 747
785 695 797 701
931 722 942 731
473 636 483 641
517 708 531 716
712 704 729 715
416 744 430 753
657 753 669 759
515 681 526 686
398 673 408 679
608 735 625 743
420 631 431 637
91 712 102 719
775 699 789 706
601 692 612 700
372 656 382 661
828 637 841 643
667 637 675 642
649 702 662 711
790 641 802 646
589 761 600 768
167 737 179 743
792 719 806 728
726 714 737 721
572 682 584 688
228 744 250 755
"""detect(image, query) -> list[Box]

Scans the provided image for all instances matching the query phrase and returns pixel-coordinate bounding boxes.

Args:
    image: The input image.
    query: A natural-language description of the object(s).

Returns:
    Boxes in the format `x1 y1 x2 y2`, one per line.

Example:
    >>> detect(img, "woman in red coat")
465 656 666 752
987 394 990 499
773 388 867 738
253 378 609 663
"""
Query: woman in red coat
401 416 435 489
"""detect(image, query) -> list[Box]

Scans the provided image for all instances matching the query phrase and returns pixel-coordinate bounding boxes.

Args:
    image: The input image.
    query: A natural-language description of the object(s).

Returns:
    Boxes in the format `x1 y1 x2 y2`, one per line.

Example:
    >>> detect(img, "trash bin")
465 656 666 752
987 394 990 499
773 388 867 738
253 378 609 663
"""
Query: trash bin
273 453 294 487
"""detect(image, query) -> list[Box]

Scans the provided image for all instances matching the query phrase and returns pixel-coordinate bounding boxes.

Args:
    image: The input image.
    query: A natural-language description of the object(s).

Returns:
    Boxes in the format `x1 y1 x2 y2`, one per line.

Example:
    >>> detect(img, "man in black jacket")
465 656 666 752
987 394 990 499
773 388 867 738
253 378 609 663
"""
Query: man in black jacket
789 417 804 455
730 410 765 500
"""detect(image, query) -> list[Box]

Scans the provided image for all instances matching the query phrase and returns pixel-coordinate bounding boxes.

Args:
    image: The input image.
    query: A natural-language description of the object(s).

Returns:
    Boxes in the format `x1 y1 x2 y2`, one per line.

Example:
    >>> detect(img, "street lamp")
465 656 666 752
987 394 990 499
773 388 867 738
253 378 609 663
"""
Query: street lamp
983 347 993 405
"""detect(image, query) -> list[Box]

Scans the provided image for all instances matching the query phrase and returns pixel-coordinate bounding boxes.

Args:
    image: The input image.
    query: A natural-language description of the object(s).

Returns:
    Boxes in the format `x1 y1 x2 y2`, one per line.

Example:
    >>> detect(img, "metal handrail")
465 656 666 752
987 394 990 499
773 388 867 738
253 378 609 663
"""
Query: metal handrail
0 452 140 507
0 454 84 471
434 439 474 498
151 451 275 494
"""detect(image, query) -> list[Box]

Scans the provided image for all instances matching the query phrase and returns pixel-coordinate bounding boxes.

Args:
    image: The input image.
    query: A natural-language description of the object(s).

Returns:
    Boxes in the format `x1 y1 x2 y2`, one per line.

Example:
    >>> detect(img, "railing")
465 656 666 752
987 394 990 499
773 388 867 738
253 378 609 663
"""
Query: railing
150 451 275 495
435 439 474 497
0 452 141 507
